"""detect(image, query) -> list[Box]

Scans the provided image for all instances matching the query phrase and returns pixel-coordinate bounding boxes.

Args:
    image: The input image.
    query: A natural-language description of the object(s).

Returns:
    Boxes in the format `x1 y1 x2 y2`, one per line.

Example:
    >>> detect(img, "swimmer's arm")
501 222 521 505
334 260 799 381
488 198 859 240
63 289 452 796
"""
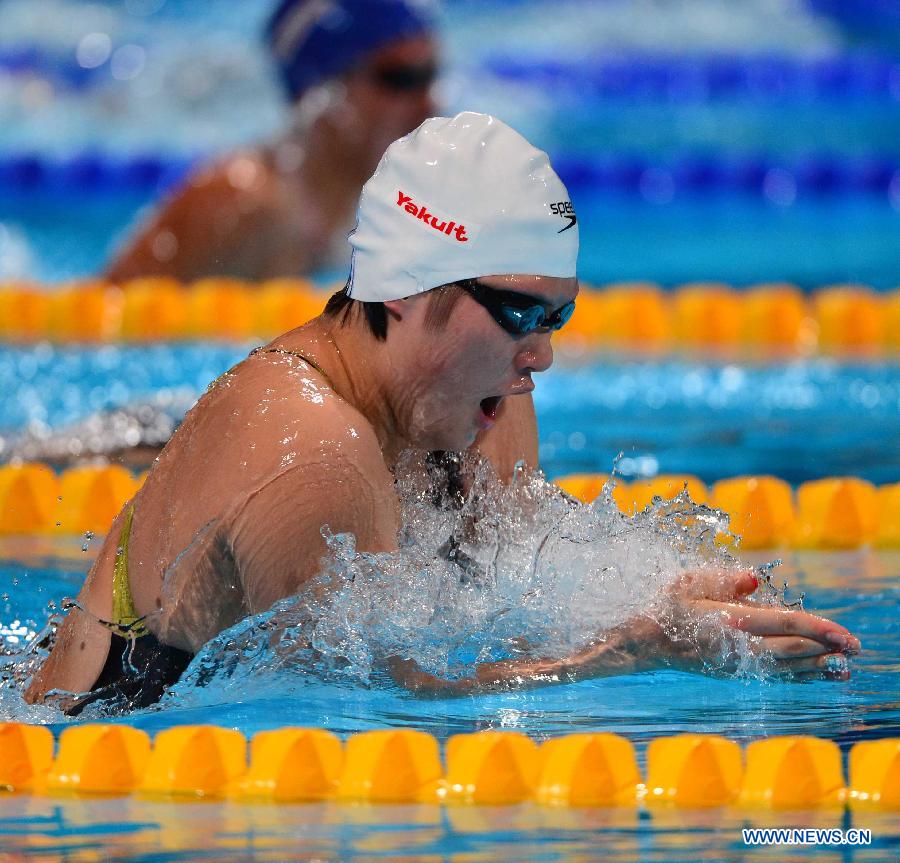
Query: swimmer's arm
23 507 131 703
390 572 861 694
155 424 400 652
105 154 287 283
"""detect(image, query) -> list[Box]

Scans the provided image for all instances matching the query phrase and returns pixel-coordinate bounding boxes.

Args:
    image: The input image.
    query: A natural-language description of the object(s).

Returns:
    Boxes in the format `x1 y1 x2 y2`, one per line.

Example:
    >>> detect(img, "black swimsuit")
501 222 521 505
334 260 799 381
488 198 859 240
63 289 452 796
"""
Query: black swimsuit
66 632 193 716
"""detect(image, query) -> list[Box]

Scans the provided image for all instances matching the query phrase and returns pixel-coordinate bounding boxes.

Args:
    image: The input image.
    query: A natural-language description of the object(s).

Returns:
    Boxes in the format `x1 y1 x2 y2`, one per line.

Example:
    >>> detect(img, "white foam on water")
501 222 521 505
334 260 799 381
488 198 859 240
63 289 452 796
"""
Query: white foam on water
1 452 795 720
153 453 768 711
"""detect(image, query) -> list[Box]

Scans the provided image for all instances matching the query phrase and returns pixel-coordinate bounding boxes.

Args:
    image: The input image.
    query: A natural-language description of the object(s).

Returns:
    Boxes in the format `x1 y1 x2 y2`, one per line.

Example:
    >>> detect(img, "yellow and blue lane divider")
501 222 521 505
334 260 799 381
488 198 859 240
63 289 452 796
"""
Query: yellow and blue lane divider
0 277 898 355
555 472 899 549
0 463 895 549
0 723 897 809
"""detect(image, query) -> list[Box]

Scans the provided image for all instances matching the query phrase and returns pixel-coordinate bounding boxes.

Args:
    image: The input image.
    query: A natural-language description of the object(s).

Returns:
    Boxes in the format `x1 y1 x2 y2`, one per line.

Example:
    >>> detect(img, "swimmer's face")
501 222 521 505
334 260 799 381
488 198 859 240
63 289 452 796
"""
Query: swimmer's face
390 274 579 452
340 35 439 174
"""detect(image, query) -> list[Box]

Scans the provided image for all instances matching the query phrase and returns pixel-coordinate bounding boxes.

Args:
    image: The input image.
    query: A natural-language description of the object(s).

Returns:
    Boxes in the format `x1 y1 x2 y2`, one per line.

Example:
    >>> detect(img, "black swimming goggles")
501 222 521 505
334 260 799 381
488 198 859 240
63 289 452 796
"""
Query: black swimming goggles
457 279 576 337
372 62 438 93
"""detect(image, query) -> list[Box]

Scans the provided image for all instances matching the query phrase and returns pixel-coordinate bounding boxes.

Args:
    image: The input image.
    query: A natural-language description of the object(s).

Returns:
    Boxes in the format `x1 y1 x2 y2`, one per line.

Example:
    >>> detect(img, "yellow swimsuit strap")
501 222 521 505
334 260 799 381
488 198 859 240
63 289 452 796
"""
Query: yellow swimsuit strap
111 505 150 638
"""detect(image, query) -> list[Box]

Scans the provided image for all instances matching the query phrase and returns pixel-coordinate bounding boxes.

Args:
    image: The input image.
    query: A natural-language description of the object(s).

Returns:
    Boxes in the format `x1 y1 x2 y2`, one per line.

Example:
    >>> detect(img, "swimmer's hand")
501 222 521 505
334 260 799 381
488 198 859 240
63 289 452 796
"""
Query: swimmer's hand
653 568 861 681
388 570 861 695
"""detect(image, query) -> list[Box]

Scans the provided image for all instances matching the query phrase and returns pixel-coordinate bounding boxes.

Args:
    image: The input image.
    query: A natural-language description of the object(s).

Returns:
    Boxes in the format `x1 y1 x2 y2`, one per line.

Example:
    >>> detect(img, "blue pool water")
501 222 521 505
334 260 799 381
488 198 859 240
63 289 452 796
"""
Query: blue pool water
0 348 897 753
1 541 896 746
0 795 893 861
1 344 898 484
3 1 900 286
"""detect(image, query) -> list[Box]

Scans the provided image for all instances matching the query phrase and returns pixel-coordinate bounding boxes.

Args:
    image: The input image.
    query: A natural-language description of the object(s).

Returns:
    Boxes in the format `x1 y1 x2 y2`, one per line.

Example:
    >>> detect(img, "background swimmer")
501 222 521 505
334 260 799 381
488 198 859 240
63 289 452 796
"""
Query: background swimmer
25 114 859 713
3 0 440 469
105 0 439 283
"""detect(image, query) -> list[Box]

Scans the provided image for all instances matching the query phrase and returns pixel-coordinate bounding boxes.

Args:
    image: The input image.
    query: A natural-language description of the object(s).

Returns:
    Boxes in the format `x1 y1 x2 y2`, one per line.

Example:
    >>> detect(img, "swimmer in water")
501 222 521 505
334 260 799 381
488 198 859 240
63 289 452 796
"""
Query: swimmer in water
26 113 860 713
105 0 439 283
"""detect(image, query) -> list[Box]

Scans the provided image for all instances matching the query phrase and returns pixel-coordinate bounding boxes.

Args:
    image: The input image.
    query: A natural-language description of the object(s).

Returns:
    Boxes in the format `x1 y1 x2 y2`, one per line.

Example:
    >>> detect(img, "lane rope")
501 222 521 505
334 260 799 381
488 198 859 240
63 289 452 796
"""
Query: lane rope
0 279 897 354
0 723 896 808
0 464 895 548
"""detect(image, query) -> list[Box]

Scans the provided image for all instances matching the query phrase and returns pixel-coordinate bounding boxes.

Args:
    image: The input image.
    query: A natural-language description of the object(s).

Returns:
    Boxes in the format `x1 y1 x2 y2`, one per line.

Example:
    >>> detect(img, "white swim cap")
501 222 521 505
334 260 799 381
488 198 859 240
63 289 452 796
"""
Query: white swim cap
347 112 578 302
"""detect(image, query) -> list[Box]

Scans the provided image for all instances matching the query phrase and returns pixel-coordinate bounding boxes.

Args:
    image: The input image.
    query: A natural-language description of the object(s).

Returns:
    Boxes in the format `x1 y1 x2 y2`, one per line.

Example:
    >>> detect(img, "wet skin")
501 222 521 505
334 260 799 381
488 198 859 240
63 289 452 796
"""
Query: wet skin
24 274 560 700
26 275 860 703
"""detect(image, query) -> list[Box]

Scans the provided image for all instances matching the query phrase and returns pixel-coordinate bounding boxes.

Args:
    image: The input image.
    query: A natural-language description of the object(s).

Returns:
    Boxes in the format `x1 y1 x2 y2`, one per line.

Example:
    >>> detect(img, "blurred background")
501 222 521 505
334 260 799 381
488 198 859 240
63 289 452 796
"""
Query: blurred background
1 0 900 287
0 0 897 485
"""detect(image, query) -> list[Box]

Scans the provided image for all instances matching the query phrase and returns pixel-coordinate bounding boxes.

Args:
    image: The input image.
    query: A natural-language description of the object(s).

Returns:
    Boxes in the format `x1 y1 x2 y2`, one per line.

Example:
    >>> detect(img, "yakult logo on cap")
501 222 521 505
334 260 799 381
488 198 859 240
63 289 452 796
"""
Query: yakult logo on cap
397 191 477 243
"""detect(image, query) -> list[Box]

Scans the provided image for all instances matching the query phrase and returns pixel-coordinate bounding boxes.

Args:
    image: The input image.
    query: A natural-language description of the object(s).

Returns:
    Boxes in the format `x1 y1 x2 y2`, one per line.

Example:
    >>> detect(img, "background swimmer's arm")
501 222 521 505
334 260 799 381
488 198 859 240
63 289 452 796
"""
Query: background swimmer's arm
469 393 539 480
104 154 295 283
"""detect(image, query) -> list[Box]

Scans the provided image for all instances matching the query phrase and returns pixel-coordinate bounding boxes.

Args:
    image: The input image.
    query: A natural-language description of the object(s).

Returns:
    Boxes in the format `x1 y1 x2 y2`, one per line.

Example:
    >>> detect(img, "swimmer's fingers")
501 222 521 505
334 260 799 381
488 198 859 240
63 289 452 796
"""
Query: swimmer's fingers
750 635 831 660
751 635 851 679
675 569 758 602
694 601 861 653
769 652 851 681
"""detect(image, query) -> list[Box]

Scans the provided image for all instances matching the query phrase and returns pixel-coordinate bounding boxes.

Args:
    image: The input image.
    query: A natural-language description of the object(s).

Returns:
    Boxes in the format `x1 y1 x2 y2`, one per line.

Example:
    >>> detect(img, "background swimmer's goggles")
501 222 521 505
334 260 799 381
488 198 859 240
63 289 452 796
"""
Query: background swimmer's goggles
371 61 438 92
458 279 576 336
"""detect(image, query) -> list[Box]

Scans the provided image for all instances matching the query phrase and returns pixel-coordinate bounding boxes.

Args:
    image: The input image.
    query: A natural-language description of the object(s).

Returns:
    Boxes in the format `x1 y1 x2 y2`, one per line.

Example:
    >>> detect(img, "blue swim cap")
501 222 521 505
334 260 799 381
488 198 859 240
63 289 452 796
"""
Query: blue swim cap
266 0 436 100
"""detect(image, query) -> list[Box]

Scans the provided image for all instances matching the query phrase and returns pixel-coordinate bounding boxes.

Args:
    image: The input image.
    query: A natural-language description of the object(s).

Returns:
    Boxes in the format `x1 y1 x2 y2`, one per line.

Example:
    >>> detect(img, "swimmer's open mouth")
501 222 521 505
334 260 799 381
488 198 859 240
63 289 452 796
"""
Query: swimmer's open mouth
479 396 503 421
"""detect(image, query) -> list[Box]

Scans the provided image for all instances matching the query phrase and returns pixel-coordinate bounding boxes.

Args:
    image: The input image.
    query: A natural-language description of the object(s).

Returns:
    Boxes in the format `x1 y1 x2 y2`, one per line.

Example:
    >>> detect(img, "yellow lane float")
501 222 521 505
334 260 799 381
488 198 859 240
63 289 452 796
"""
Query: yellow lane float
552 472 897 549
46 724 151 795
0 280 895 353
814 284 885 355
645 734 743 807
235 727 343 802
672 282 741 349
849 740 900 809
710 475 795 549
741 283 815 353
337 729 443 803
0 723 896 811
794 477 880 549
536 733 641 807
120 276 189 340
444 731 540 804
0 465 894 548
140 725 247 798
739 737 846 809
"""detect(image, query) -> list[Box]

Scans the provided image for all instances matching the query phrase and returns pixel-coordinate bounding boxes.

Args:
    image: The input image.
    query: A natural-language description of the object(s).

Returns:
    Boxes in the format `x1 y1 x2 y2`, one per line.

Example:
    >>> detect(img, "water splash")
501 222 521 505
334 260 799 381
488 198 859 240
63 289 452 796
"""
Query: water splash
0 615 63 723
1 453 802 718
160 454 772 708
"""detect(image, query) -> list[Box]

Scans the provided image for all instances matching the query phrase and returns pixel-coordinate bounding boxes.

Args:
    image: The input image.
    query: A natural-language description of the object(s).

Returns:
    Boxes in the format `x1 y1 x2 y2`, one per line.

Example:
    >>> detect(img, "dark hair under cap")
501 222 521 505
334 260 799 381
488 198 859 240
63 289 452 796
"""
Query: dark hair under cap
265 0 436 101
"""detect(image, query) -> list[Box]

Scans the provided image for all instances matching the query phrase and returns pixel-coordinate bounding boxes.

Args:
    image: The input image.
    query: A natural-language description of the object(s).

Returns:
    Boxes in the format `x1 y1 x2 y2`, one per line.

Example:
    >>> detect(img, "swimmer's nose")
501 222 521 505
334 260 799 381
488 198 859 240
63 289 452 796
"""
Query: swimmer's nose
517 333 554 375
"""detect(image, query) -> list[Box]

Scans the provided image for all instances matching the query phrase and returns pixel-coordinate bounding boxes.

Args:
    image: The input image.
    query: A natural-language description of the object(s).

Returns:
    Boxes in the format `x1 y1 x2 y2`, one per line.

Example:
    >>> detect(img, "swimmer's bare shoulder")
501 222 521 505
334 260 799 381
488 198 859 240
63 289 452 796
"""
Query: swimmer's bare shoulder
105 151 298 283
155 376 401 651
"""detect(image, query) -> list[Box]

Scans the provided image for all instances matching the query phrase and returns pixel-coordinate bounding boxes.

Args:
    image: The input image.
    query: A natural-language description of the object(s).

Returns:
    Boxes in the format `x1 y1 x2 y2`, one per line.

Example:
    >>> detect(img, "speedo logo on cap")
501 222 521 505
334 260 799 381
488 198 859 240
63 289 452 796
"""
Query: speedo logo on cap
550 200 577 233
397 191 471 242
